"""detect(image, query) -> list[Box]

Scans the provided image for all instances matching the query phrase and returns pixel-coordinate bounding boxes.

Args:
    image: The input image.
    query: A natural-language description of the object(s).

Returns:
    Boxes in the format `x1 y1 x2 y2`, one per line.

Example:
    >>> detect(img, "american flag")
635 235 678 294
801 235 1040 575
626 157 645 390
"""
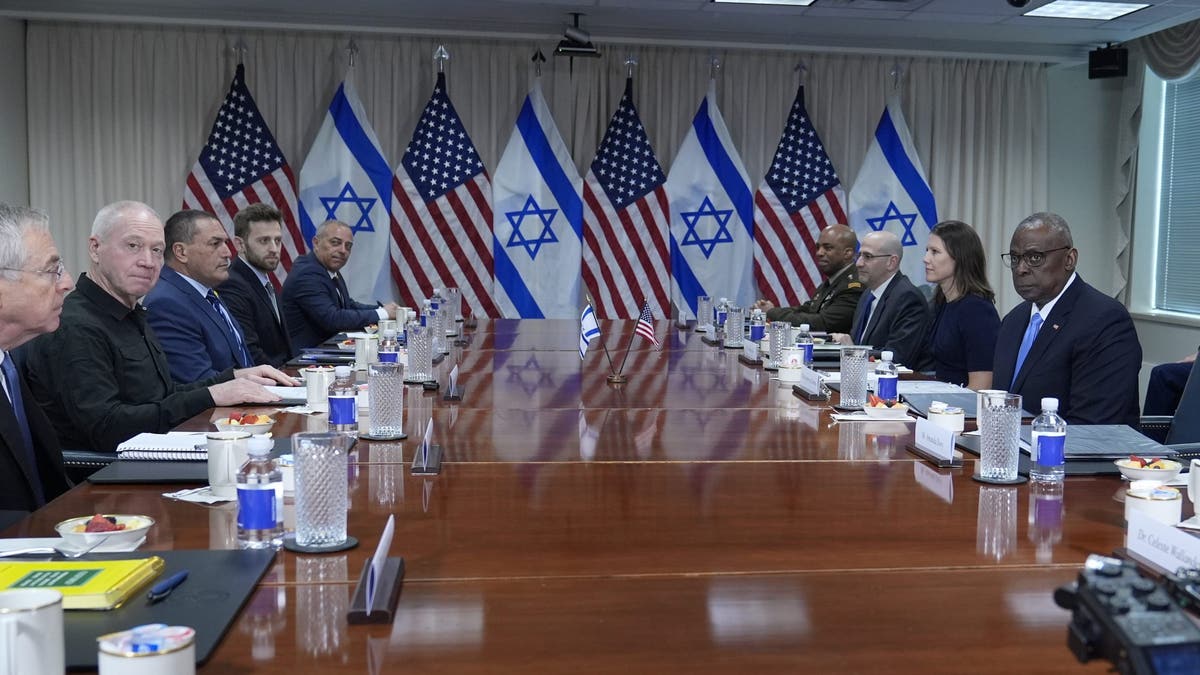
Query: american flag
753 85 846 307
183 63 305 286
634 299 659 349
582 78 670 320
390 72 497 317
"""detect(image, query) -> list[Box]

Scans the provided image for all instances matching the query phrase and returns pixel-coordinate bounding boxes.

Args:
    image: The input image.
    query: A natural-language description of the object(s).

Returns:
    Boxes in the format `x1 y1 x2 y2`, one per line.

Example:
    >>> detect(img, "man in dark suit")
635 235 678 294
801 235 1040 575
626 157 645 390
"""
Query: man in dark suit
753 224 863 333
0 204 73 516
145 209 255 384
993 212 1141 426
217 204 293 368
831 230 929 367
282 219 399 349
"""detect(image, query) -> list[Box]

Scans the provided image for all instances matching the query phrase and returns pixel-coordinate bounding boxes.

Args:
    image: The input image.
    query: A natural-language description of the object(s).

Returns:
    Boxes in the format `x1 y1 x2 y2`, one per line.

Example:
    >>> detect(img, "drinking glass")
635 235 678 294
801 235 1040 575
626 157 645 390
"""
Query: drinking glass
839 345 870 409
445 286 462 323
723 307 744 347
292 433 349 548
766 321 788 369
368 362 404 438
405 322 433 382
696 296 713 330
978 391 1023 482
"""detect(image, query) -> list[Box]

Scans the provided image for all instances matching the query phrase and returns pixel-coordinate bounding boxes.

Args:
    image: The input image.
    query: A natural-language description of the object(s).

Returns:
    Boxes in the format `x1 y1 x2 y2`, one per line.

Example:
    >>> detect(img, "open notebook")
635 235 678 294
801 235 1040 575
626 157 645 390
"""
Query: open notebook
115 432 207 461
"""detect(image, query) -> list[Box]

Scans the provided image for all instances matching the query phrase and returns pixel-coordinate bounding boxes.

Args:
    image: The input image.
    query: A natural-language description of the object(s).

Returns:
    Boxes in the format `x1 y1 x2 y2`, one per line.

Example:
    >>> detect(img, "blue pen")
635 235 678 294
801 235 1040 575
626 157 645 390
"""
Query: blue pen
147 569 189 604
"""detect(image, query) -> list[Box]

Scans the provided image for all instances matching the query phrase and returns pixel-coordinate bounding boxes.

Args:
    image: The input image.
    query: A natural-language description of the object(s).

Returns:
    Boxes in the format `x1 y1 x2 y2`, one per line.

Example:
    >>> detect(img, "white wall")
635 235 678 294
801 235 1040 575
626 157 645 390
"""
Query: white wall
0 19 28 204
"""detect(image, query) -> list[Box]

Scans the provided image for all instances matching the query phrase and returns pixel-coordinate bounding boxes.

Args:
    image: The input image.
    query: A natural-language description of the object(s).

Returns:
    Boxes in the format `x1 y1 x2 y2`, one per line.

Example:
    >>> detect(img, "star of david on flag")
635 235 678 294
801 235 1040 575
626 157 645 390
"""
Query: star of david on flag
667 80 756 320
298 70 395 304
848 94 937 291
492 81 583 319
182 63 305 287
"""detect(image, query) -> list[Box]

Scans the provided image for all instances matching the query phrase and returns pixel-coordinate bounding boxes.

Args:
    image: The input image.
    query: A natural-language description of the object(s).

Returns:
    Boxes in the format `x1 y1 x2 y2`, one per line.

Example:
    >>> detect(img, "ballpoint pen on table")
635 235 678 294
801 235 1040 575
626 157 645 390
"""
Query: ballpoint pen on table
147 569 189 604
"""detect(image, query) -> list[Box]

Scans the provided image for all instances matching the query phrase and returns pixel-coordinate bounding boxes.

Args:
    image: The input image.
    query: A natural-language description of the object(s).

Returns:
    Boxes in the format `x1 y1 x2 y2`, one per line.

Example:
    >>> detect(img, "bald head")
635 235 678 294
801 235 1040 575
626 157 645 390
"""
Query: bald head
814 224 858 277
856 230 902 289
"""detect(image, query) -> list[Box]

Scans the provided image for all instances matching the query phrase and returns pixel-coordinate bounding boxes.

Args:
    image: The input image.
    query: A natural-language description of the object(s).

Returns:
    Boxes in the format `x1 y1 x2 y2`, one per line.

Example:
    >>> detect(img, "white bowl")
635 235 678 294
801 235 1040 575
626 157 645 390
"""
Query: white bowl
1115 458 1182 483
213 417 275 435
55 514 154 549
862 403 911 420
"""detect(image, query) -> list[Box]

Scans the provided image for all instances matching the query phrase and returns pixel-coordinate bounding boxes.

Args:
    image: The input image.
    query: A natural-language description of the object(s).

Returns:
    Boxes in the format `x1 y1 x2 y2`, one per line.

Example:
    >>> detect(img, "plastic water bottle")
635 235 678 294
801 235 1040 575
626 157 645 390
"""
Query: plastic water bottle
715 298 730 341
377 328 400 363
328 365 358 432
875 350 898 402
749 308 766 343
796 323 814 367
1031 397 1067 482
237 436 283 549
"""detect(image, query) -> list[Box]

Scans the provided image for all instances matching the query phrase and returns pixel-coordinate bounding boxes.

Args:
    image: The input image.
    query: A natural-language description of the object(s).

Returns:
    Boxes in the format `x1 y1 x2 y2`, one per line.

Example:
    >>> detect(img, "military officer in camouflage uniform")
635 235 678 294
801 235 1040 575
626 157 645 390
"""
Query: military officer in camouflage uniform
753 223 862 333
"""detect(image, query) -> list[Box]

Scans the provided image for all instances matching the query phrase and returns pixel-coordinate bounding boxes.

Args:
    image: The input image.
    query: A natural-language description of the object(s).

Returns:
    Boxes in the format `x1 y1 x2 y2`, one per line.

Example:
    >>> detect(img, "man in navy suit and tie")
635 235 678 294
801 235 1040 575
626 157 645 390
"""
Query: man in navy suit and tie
217 204 294 368
282 220 399 350
830 230 930 368
0 204 73 520
992 212 1141 426
145 209 261 383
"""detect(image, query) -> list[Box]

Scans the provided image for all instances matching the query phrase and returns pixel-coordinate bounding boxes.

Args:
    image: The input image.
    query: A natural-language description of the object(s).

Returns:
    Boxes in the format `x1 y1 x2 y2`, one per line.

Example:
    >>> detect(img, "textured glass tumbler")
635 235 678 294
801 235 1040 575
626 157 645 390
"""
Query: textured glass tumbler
292 433 349 548
724 307 744 347
766 321 788 367
368 362 405 438
445 286 462 323
979 392 1023 481
696 296 713 330
839 345 870 409
405 322 433 382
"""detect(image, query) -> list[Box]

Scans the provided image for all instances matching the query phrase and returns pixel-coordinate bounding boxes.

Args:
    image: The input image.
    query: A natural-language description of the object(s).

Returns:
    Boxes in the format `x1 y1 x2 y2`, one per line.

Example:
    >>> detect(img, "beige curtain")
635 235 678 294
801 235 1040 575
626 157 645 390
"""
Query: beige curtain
1136 18 1200 82
26 21 1047 309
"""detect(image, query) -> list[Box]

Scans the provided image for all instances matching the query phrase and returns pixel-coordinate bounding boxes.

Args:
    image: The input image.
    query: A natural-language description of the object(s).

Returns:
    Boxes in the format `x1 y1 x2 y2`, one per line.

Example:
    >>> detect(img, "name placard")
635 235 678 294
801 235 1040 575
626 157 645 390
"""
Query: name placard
914 417 958 464
1126 510 1200 573
796 366 823 397
743 340 759 361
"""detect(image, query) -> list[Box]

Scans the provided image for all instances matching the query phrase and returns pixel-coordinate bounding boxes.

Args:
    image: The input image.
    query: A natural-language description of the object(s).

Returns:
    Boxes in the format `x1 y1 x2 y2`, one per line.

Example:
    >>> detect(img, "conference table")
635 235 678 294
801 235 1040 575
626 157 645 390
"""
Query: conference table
3 318 1140 673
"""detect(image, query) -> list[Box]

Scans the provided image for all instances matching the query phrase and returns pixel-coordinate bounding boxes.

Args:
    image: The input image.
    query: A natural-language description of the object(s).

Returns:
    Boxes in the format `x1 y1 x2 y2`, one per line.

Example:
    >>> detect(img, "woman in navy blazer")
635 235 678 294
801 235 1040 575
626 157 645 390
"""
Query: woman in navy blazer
921 220 1000 390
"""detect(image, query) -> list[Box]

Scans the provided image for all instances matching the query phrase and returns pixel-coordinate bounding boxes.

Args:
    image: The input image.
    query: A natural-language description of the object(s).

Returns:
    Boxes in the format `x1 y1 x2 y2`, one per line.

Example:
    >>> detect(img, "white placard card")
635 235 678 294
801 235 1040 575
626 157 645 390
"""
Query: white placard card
796 366 823 397
1126 510 1200 572
743 340 759 361
914 417 957 464
366 514 395 615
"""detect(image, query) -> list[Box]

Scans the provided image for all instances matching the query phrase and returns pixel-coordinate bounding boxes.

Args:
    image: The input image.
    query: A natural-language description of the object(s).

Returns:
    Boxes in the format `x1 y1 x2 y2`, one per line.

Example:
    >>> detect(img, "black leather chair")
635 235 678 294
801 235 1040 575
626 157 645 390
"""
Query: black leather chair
60 449 117 484
1140 355 1200 450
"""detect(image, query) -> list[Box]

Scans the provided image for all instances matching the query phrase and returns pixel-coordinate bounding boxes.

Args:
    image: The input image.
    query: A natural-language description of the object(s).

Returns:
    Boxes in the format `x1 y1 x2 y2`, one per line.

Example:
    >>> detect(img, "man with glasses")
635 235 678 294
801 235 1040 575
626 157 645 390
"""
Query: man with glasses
993 212 1141 426
753 223 863 333
0 204 72 519
830 230 930 367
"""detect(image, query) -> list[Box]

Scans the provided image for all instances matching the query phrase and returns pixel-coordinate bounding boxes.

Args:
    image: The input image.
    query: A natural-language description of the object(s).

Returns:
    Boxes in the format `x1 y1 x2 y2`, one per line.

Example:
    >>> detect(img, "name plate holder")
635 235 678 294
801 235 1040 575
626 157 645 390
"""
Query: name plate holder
737 339 762 366
906 417 963 468
791 366 829 402
411 445 443 475
700 334 723 347
1125 510 1200 574
348 557 406 624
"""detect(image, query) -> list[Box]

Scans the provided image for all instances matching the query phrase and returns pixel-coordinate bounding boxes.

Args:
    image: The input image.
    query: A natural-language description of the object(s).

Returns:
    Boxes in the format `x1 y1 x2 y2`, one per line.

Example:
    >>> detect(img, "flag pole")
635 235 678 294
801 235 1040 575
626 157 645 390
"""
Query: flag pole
614 297 648 377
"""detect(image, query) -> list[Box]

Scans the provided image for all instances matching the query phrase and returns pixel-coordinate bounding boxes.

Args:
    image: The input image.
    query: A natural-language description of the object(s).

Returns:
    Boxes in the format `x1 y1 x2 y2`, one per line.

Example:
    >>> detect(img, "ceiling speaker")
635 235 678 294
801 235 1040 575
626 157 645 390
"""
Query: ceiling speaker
1089 45 1128 79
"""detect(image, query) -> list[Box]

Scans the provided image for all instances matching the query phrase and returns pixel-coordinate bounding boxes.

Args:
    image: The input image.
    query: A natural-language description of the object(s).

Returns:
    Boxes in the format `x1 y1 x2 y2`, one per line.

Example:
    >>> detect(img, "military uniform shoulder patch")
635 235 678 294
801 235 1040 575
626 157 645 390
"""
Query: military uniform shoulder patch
847 281 862 289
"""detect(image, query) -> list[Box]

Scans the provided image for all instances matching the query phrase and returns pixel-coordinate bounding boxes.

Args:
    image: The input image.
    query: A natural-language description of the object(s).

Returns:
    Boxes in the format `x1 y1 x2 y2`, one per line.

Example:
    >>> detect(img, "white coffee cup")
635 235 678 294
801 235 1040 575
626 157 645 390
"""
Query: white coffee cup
206 431 250 499
0 588 64 675
304 365 336 412
98 624 196 675
1189 459 1200 509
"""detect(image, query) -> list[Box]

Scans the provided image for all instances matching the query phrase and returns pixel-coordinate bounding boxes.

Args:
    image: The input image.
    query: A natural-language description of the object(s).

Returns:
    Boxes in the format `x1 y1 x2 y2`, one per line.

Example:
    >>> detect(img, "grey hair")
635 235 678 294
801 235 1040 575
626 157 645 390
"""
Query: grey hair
91 201 160 242
315 220 353 240
1016 212 1074 248
0 203 50 280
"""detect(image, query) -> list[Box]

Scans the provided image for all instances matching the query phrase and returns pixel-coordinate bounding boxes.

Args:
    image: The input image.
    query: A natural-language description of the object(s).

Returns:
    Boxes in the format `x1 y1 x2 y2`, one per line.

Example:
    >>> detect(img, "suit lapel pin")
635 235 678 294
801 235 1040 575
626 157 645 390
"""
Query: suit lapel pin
1052 324 1060 330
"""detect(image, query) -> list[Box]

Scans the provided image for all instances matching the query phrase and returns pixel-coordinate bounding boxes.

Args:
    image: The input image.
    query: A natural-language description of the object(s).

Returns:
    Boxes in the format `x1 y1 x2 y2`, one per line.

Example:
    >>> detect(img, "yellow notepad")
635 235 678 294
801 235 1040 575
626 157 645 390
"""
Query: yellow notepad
0 557 165 610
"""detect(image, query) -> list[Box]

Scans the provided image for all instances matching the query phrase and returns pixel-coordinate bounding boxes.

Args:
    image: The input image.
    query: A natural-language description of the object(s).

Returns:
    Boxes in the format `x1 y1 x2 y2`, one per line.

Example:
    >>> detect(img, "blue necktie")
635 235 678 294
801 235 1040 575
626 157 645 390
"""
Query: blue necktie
207 291 253 367
854 292 875 344
1011 312 1044 388
1 353 44 505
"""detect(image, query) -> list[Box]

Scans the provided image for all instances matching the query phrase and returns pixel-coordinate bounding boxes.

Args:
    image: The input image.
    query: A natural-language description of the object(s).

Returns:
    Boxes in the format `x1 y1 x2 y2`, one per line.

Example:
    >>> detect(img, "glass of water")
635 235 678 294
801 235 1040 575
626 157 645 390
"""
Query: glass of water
696 296 713 330
368 362 404 438
292 433 350 548
978 391 1023 482
723 307 744 347
839 345 871 409
766 321 788 368
405 322 432 382
445 286 462 322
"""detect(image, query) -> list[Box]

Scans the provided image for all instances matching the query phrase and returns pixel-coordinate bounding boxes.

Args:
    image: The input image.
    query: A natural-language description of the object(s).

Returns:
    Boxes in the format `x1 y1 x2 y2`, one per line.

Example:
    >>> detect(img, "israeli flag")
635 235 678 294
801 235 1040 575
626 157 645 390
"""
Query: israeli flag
848 95 938 291
579 303 600 360
493 82 583 319
667 81 755 321
298 74 395 303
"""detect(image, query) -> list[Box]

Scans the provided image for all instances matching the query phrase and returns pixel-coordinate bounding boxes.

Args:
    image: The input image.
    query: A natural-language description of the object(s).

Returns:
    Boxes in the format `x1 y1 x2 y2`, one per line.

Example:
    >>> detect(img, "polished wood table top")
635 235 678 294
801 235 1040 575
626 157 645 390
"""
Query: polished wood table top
5 319 1135 673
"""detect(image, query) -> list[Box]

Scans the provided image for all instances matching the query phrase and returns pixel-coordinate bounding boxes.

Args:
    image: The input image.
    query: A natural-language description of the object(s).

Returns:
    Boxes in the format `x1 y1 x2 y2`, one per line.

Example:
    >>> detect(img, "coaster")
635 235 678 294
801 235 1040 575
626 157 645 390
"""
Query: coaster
832 404 863 413
971 473 1027 485
283 535 359 554
358 431 408 441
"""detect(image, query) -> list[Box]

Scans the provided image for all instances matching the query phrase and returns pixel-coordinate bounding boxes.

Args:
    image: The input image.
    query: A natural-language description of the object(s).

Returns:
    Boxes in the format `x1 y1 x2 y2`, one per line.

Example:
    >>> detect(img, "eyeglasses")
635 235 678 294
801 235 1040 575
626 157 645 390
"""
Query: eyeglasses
857 251 894 262
1000 247 1070 269
0 260 67 282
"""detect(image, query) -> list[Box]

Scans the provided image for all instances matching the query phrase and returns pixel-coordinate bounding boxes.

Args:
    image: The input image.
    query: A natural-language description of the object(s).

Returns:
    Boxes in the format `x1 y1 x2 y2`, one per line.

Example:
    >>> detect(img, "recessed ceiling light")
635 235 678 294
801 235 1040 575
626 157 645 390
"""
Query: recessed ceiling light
1025 1 1149 21
712 0 817 6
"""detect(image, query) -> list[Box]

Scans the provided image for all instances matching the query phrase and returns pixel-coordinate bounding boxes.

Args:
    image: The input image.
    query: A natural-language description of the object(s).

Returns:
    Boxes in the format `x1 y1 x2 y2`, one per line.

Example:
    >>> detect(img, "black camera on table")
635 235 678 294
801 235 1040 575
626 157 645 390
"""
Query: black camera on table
1054 555 1200 674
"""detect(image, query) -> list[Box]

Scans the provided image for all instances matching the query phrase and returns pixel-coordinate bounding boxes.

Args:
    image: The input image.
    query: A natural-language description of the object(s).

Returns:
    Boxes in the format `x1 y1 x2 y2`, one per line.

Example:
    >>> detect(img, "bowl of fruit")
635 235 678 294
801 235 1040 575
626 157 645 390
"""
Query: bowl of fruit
1114 455 1182 483
214 411 275 435
56 514 154 549
862 394 911 419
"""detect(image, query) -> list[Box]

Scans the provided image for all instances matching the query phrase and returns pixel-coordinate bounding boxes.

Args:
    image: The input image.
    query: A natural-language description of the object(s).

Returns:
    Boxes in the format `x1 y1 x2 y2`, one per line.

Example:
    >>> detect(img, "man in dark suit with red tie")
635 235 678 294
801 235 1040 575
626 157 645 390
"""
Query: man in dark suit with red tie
0 204 73 519
992 212 1142 427
282 219 400 349
217 204 294 367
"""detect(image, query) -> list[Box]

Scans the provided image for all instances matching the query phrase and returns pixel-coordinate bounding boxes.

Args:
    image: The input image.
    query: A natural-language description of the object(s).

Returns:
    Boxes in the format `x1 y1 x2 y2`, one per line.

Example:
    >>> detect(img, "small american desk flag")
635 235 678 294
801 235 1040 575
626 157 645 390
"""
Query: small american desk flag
183 63 305 285
635 299 659 349
753 85 846 307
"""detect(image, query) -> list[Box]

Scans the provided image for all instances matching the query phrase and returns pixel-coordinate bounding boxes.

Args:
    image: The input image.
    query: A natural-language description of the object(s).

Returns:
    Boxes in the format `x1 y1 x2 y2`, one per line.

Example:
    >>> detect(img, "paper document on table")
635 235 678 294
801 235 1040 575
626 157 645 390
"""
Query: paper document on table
264 386 306 403
896 381 971 395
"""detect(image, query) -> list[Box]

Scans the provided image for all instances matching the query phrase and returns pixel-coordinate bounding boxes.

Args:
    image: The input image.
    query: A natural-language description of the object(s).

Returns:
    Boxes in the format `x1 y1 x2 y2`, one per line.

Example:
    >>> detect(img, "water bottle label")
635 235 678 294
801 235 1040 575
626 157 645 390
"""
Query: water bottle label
237 488 276 530
1036 434 1066 466
328 395 357 425
801 343 813 363
749 324 765 342
877 374 898 401
378 350 398 363
419 315 427 327
717 311 727 326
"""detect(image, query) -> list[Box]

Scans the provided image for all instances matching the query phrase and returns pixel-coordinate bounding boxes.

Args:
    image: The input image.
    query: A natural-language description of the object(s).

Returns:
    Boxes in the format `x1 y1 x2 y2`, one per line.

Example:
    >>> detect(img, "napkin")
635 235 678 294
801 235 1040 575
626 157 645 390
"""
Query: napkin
163 486 235 504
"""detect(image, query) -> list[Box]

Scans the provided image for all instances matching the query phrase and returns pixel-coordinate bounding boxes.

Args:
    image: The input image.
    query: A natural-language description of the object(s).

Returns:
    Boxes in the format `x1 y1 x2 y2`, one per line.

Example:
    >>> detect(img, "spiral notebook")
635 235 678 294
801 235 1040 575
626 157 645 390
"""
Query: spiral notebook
115 432 207 461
